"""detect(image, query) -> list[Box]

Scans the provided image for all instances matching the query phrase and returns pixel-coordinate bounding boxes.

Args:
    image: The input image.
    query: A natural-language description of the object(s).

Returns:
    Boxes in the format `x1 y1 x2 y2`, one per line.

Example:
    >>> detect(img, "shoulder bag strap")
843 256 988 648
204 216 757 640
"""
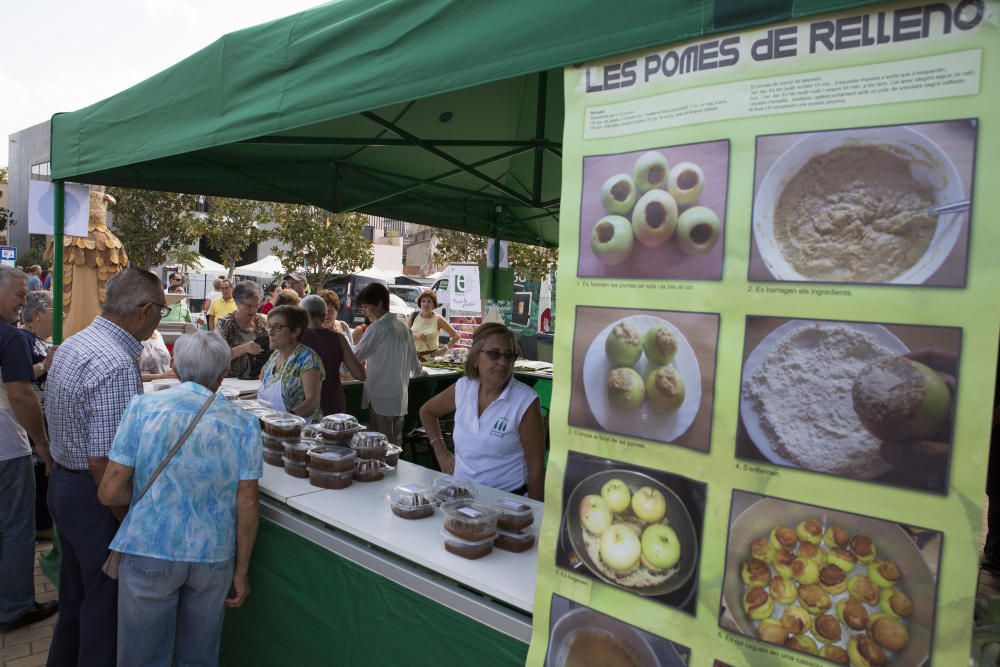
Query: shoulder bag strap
131 392 215 507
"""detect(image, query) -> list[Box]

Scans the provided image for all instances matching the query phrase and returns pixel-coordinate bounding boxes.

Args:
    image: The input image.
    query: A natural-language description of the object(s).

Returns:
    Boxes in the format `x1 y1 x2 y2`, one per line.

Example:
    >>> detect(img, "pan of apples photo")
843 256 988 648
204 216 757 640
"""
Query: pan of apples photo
565 469 698 596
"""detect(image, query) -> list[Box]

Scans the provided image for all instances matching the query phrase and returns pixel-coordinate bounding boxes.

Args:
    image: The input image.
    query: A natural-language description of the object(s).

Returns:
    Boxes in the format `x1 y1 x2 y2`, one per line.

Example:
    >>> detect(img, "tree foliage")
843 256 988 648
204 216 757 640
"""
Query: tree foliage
432 228 557 281
202 197 275 279
272 205 373 291
107 187 202 270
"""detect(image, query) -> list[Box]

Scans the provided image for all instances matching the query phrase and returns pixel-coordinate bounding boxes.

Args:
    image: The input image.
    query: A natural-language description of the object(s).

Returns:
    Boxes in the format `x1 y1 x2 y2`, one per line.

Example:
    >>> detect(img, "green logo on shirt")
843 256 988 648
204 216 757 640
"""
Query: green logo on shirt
490 418 509 437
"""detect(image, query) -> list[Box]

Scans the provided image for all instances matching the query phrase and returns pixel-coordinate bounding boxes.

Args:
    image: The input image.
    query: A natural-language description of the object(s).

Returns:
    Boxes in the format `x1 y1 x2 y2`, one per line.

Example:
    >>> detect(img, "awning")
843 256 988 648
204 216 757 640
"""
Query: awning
234 254 291 278
49 0 883 247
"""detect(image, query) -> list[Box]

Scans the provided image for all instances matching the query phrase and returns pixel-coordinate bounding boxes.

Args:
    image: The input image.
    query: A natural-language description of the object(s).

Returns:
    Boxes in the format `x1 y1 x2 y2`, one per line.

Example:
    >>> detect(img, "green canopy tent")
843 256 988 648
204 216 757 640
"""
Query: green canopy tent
47 0 883 341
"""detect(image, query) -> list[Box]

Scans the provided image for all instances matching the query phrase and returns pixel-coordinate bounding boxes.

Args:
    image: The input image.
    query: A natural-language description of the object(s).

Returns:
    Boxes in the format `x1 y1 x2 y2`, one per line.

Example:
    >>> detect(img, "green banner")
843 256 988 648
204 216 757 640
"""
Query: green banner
529 2 999 665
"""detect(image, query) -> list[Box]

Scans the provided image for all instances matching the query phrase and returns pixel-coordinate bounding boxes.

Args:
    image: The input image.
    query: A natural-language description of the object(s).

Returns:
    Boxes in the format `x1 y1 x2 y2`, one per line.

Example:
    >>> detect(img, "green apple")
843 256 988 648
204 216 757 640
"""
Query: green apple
607 368 644 412
604 321 642 367
600 478 631 513
632 150 669 193
666 161 705 207
675 205 720 255
743 586 774 621
578 495 612 535
879 587 913 619
796 518 823 545
756 618 788 645
785 634 818 655
640 523 681 570
600 173 637 215
645 366 685 414
868 559 901 589
631 189 677 247
847 636 886 667
791 557 819 585
740 558 770 586
598 523 641 572
590 215 634 266
852 356 951 440
630 486 667 523
642 325 678 367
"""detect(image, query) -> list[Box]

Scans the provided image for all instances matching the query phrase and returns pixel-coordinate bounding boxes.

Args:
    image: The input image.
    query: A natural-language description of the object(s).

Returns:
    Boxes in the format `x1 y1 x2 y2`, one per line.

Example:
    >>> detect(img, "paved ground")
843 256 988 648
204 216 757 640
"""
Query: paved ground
3 499 998 664
1 541 57 667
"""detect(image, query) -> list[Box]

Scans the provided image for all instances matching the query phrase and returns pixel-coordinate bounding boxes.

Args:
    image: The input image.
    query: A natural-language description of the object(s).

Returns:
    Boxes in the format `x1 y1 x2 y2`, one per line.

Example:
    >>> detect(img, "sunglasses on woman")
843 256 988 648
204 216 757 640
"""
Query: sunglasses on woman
481 348 518 362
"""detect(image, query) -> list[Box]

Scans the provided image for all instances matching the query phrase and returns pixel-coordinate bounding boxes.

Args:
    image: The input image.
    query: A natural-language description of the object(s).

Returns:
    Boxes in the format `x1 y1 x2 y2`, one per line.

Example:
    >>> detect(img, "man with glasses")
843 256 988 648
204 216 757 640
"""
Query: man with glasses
353 283 422 446
45 267 167 666
165 271 184 293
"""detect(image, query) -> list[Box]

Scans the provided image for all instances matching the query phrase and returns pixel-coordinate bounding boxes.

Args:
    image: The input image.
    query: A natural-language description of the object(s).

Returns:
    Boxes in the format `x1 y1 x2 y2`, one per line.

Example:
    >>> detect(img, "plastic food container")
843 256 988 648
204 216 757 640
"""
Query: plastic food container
283 438 321 464
321 413 360 431
308 467 353 490
151 379 180 392
350 431 389 460
441 499 498 541
431 476 477 505
261 412 306 438
385 444 402 467
217 387 240 400
389 484 434 520
248 407 279 428
303 423 362 443
263 448 284 467
354 459 391 482
495 499 534 532
441 529 494 560
494 528 535 553
282 456 309 478
307 445 357 472
262 433 296 450
234 399 265 411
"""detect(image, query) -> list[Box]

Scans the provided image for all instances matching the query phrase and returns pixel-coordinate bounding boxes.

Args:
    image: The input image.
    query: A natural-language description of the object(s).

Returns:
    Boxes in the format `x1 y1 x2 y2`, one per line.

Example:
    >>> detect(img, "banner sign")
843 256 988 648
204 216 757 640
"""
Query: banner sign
449 263 482 313
529 2 999 665
27 181 90 237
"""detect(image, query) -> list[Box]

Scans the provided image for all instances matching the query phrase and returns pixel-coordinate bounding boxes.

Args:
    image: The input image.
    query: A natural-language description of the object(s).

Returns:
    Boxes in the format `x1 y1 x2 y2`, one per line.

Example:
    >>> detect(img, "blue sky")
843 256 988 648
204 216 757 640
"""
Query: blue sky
1 0 326 166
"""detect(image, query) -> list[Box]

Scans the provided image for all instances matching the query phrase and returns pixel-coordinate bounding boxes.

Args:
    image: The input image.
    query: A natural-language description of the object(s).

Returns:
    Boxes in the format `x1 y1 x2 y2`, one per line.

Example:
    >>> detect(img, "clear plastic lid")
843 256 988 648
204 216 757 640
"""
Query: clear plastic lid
304 422 363 439
234 399 265 410
281 456 308 469
355 459 391 475
217 387 240 400
283 438 321 455
320 413 360 431
307 445 357 463
440 499 499 528
439 528 495 547
389 484 432 508
350 431 388 449
431 476 477 502
306 467 354 480
496 528 536 543
495 498 533 517
261 412 306 429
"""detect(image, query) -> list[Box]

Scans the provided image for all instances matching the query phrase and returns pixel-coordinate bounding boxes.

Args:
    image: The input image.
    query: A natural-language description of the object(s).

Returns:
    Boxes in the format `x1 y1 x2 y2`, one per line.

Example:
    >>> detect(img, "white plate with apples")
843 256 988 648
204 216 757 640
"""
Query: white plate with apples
565 469 697 596
583 315 701 445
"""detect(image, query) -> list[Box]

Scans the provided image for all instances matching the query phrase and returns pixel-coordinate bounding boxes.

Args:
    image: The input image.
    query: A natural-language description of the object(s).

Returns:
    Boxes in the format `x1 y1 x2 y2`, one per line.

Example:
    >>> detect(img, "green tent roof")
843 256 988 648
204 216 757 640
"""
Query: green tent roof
50 0 880 246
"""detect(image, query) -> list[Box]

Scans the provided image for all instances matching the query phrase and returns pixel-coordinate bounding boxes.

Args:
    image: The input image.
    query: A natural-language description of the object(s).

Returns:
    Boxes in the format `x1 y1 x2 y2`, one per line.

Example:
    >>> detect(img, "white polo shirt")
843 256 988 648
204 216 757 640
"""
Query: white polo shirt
453 376 538 493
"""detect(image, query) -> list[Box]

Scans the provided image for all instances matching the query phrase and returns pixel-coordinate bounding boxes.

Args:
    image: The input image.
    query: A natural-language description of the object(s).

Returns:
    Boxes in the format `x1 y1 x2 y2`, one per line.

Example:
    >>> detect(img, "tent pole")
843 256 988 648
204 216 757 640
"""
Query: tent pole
490 207 501 306
532 71 548 205
52 181 65 344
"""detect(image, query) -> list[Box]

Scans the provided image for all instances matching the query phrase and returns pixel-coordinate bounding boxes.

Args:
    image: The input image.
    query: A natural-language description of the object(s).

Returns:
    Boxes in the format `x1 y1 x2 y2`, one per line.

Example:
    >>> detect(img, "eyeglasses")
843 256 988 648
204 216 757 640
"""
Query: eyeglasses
144 302 171 317
269 323 289 332
481 348 517 362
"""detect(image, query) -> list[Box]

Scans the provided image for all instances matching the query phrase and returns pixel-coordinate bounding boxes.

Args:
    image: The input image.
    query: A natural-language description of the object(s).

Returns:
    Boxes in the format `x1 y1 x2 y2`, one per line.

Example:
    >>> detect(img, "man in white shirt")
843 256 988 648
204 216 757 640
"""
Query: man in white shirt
353 283 422 445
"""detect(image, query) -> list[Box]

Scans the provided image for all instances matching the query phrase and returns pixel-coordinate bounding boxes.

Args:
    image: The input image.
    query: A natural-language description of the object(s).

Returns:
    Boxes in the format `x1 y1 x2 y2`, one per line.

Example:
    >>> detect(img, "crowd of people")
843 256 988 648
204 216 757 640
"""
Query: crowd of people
0 264 546 666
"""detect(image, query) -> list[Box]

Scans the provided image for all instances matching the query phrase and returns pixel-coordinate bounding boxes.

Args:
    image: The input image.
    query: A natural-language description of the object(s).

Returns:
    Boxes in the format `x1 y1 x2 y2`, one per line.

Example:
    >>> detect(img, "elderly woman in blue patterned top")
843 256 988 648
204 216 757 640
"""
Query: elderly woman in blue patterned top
97 331 262 666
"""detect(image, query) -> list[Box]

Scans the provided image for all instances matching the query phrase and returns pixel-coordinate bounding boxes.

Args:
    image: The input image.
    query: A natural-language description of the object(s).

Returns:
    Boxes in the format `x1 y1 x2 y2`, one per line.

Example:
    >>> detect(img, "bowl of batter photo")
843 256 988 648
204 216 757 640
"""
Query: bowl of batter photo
752 123 968 286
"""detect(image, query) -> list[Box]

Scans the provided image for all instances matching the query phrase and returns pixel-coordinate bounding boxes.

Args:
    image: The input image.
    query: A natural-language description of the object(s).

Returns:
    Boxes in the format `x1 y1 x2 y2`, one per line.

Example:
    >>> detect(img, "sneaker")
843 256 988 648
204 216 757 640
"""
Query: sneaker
0 601 58 633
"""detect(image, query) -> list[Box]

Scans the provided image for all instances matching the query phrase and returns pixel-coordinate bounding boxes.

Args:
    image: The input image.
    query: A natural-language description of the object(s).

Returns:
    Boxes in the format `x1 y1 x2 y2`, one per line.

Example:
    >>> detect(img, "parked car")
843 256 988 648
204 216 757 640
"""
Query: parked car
323 274 387 325
388 293 415 322
389 284 423 310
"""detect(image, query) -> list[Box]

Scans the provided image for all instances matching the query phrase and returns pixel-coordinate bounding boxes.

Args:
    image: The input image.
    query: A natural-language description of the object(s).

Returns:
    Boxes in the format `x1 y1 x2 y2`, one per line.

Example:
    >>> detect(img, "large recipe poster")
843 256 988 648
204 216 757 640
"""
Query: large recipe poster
529 2 1000 666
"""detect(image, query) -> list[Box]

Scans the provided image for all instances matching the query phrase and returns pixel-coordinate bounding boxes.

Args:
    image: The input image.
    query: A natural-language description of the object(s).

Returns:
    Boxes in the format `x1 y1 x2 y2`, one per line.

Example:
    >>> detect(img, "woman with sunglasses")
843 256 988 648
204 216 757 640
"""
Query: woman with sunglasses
257 305 323 421
419 323 545 500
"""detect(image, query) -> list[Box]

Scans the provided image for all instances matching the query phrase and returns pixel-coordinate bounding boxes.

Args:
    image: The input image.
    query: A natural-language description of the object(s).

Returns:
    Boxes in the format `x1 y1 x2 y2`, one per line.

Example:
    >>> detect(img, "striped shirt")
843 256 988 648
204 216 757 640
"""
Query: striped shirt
45 317 143 470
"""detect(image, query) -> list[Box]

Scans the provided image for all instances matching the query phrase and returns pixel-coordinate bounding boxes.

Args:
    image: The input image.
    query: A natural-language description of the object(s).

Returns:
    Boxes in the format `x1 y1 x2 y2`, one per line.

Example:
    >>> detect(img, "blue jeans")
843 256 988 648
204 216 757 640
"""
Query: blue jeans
118 554 234 667
0 455 34 623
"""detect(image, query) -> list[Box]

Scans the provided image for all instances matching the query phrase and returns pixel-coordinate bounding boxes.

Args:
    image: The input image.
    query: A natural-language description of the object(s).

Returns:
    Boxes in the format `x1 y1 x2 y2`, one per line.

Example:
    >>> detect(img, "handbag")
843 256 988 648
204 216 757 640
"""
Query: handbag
102 392 216 579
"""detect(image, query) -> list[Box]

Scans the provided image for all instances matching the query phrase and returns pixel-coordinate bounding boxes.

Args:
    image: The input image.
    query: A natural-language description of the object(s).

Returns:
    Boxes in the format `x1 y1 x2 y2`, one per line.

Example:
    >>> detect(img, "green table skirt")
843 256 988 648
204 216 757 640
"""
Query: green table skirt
344 373 460 435
220 517 529 667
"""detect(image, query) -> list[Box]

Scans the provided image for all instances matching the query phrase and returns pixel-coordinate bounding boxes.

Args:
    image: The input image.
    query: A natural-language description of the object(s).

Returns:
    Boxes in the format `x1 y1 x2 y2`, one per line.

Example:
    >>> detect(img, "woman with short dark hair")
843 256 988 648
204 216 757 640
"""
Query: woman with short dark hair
300 296 365 415
216 281 268 379
258 306 323 421
408 290 458 361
